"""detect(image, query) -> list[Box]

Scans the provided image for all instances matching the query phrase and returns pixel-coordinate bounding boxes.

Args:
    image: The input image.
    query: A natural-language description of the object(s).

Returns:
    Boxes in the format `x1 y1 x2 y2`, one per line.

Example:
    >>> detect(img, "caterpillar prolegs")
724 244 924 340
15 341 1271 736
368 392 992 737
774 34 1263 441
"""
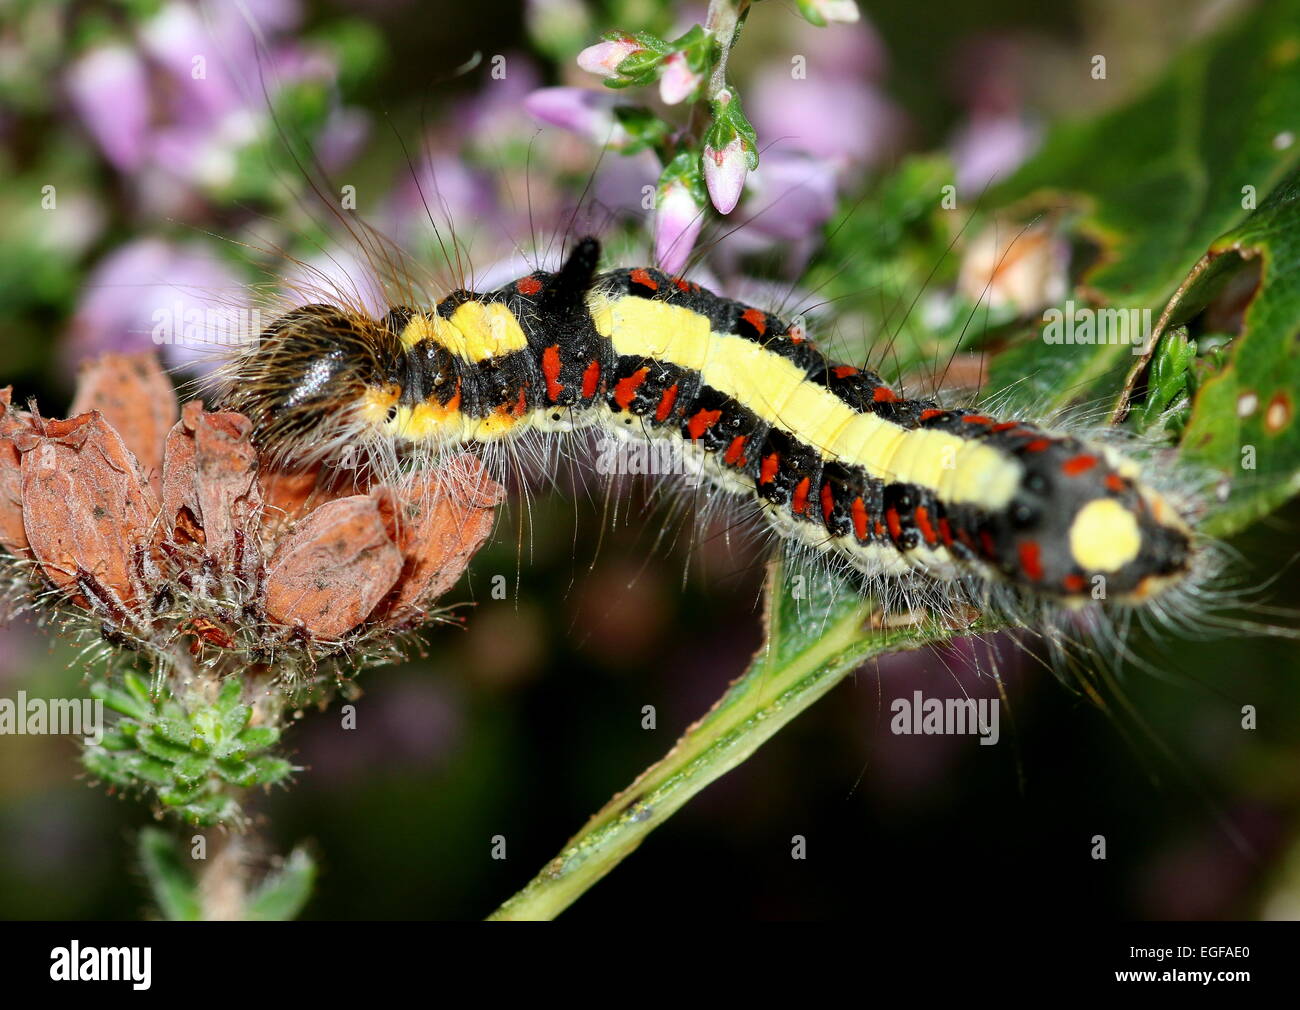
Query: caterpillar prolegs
216 236 1195 608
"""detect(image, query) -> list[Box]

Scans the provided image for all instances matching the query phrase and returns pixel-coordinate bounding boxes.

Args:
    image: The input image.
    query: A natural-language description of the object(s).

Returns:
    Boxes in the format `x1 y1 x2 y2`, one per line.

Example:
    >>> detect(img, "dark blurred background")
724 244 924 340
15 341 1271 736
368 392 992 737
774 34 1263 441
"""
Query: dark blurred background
2 0 1299 920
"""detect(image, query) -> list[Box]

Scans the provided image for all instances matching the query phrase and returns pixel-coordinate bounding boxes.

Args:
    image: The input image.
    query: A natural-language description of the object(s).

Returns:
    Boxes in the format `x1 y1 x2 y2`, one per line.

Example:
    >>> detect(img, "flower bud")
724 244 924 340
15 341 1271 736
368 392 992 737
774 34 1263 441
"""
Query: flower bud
654 180 706 276
703 135 749 215
659 51 702 105
577 35 643 79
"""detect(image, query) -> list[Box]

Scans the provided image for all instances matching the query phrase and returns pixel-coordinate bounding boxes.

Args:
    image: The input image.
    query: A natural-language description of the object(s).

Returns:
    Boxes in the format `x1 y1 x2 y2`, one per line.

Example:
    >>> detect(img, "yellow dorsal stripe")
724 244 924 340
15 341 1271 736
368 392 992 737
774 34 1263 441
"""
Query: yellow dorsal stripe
399 301 528 361
591 292 1023 508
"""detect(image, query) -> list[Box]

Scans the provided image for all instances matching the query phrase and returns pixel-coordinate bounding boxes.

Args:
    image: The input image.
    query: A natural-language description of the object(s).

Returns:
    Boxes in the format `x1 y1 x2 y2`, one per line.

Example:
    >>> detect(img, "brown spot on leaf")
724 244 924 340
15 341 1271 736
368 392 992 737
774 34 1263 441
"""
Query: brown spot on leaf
1265 391 1293 434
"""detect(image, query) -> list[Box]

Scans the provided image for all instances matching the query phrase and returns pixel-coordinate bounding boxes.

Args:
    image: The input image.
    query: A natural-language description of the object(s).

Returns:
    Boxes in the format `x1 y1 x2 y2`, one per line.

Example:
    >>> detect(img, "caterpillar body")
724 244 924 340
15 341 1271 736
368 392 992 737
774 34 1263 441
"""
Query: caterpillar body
216 235 1196 611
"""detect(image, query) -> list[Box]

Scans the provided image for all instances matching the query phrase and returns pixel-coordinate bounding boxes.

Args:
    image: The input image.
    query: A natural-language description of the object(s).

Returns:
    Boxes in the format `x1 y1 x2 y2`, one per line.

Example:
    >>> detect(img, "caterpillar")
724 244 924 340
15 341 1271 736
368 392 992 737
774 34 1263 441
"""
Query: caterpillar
213 234 1198 613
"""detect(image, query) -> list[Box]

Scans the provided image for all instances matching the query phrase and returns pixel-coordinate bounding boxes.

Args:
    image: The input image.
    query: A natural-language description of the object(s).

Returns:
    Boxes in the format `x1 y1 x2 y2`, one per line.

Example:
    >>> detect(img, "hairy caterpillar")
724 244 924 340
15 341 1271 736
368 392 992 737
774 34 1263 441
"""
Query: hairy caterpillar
212 235 1199 616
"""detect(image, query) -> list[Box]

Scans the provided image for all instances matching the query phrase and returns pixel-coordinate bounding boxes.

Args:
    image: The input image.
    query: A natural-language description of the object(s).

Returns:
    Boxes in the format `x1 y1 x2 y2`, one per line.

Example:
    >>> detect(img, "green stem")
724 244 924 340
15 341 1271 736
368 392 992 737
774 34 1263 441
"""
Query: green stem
488 562 942 920
685 0 751 147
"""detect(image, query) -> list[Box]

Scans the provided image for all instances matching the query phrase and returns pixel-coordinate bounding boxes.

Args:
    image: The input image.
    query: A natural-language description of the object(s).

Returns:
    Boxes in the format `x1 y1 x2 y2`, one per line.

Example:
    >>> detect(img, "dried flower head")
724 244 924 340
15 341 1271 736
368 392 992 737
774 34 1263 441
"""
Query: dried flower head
0 352 503 824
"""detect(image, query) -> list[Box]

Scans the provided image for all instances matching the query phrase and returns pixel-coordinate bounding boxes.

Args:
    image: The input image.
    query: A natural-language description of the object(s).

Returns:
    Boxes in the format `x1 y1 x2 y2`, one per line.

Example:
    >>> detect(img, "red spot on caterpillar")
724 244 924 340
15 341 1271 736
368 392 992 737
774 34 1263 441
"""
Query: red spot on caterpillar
919 408 944 421
674 277 691 293
724 435 747 466
542 345 564 402
1063 573 1086 593
979 530 996 558
517 276 542 296
613 368 649 410
992 421 1019 432
630 268 658 291
1023 438 1052 453
874 521 886 539
938 517 954 547
741 307 767 336
1105 473 1126 493
654 383 679 422
885 507 903 542
962 414 992 425
851 497 869 540
760 453 781 485
915 505 938 546
791 477 811 515
1018 540 1044 581
833 365 859 378
687 408 723 441
581 360 601 399
1062 454 1097 476
820 482 835 523
873 386 898 403
511 387 527 416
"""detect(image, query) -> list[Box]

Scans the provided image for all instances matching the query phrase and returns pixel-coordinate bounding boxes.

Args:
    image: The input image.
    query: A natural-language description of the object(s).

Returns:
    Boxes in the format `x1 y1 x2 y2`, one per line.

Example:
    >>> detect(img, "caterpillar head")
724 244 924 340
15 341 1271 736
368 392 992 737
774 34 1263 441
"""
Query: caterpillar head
213 303 403 468
990 442 1194 605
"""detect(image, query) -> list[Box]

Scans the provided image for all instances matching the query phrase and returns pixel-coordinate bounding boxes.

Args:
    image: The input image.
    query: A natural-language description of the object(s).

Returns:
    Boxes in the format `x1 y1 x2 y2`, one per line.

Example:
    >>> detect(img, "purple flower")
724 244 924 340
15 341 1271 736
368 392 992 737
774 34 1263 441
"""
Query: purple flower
280 246 390 321
654 180 705 275
64 45 151 172
659 51 702 105
950 113 1039 193
524 86 630 148
576 35 643 79
64 238 247 372
703 135 749 215
62 0 366 215
750 68 903 170
740 152 838 241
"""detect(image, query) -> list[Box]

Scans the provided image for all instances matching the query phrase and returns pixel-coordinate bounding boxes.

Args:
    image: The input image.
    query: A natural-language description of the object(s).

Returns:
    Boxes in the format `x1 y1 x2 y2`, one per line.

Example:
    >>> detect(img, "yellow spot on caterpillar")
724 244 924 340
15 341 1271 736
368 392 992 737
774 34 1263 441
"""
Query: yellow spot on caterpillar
1069 498 1141 572
592 292 1022 507
359 385 400 424
399 302 527 361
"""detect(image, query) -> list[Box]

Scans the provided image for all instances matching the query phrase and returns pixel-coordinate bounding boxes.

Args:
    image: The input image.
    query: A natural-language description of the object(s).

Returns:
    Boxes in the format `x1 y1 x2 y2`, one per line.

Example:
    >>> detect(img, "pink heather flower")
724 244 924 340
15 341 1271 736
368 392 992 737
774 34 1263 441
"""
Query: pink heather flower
703 135 748 215
750 69 902 170
951 112 1039 192
654 180 705 276
576 35 643 79
63 238 247 370
524 87 630 148
64 45 151 172
658 51 702 105
741 152 839 241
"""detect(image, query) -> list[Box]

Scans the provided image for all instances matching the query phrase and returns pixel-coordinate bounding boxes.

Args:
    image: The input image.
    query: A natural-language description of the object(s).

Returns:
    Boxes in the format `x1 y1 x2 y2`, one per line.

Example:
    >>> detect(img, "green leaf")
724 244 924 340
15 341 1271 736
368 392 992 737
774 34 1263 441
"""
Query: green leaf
236 726 280 752
985 0 1300 412
1173 172 1300 537
137 829 201 922
90 681 149 721
246 847 317 921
